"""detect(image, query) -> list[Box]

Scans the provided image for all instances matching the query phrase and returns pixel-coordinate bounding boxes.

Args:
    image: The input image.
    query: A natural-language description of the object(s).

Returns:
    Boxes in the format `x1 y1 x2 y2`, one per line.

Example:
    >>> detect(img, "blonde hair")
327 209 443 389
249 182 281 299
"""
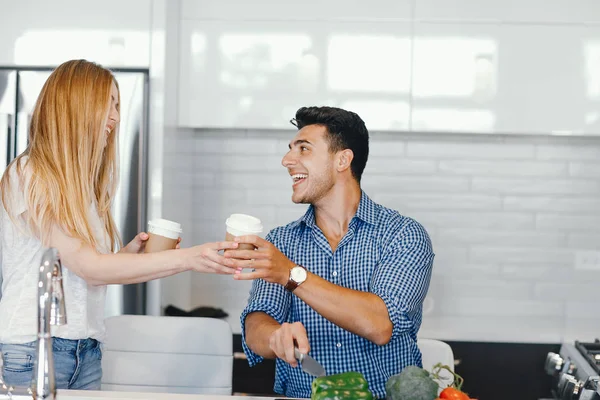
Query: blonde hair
1 59 122 251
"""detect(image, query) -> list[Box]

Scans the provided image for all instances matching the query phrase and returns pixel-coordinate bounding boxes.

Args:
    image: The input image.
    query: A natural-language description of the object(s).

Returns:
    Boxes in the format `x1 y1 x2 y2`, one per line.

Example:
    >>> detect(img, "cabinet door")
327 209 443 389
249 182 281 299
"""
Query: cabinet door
411 22 600 135
494 24 600 135
415 0 600 24
182 0 412 21
0 0 151 66
497 25 600 135
324 22 412 131
178 20 316 129
411 23 499 133
178 20 412 130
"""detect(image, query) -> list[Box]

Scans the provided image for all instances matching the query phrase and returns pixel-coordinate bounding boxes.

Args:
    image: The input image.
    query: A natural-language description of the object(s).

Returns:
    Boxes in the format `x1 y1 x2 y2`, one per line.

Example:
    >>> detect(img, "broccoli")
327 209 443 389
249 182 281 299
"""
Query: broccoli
385 366 438 400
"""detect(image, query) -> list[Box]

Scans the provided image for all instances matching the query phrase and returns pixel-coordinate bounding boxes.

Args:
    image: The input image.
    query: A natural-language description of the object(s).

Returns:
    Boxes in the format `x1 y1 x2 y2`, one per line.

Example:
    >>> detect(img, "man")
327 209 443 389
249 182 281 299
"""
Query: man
226 106 434 399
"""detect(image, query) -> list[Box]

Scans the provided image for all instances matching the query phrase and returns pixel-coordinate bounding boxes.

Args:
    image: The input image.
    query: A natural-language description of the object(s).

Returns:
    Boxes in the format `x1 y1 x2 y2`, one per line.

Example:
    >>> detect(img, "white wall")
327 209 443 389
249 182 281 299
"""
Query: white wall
161 128 600 343
160 0 600 343
3 0 599 344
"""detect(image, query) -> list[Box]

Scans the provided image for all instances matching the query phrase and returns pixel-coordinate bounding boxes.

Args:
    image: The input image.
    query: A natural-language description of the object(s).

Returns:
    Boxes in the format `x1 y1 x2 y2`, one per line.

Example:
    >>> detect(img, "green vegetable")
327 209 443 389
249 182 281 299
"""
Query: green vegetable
312 371 369 394
385 366 438 400
312 389 373 400
311 372 372 400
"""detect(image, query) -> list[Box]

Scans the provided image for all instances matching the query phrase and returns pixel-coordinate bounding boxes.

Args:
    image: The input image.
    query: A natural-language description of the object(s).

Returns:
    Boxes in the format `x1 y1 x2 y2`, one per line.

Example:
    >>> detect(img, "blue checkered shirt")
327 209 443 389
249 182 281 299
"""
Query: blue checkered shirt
240 192 434 399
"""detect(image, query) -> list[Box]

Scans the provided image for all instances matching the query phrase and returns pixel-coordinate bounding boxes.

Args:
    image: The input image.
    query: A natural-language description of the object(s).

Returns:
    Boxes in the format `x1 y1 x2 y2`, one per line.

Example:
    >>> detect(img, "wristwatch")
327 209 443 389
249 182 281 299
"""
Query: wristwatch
284 265 308 292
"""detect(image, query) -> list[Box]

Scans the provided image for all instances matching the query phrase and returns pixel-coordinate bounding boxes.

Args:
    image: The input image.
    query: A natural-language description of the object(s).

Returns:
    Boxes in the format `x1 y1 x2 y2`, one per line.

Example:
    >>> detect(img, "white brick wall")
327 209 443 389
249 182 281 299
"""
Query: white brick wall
162 129 600 343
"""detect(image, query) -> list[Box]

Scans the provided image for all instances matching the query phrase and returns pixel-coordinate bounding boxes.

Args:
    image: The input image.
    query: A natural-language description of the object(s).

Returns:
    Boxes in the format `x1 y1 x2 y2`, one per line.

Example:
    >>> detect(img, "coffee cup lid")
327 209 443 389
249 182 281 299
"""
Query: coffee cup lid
226 214 263 234
148 218 182 234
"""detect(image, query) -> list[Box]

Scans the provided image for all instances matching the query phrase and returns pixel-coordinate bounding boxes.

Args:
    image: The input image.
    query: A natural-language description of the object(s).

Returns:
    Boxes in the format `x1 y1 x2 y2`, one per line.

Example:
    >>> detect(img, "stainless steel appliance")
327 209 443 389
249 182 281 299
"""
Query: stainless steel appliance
545 340 600 400
0 65 150 316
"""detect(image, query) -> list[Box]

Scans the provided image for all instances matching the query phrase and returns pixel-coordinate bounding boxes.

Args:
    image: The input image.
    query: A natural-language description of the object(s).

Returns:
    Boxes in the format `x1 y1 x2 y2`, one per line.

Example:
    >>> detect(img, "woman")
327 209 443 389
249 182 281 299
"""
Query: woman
0 60 237 390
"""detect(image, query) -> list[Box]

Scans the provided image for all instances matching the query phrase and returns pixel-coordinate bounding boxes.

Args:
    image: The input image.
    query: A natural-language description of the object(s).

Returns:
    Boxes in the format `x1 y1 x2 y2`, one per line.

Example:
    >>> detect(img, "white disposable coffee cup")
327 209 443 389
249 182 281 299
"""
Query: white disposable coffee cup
225 214 263 250
145 218 182 253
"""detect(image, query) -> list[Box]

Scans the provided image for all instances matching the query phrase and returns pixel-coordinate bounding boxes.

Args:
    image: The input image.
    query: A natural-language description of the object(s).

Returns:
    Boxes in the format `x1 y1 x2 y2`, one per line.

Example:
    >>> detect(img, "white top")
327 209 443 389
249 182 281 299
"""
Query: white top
0 157 110 344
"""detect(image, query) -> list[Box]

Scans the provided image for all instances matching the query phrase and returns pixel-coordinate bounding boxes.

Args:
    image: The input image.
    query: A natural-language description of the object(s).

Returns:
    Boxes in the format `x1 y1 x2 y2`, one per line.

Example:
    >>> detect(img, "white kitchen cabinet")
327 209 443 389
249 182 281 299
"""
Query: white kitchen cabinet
411 22 600 135
0 0 152 66
411 23 500 133
495 24 600 135
178 19 412 130
177 0 600 134
415 0 600 24
181 0 412 21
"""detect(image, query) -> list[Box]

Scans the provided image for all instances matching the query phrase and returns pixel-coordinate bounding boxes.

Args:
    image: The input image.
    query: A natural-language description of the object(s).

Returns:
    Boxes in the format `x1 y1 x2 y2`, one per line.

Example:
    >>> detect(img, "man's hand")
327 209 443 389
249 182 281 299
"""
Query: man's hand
120 232 182 254
224 235 294 286
269 322 310 368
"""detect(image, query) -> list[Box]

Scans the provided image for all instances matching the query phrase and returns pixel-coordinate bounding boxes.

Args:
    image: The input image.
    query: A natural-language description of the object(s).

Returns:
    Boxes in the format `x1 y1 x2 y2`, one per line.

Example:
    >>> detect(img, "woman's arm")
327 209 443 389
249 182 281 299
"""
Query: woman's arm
49 225 238 286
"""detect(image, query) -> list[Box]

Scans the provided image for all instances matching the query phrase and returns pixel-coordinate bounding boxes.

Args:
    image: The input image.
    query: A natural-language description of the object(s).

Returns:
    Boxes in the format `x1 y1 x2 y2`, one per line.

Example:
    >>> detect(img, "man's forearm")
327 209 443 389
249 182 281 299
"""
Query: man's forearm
294 272 393 345
245 312 281 359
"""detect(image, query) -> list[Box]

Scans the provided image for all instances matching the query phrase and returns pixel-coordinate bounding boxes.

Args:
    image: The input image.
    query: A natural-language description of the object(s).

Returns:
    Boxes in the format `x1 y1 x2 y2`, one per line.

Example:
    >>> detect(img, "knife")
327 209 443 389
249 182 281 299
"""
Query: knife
294 347 326 377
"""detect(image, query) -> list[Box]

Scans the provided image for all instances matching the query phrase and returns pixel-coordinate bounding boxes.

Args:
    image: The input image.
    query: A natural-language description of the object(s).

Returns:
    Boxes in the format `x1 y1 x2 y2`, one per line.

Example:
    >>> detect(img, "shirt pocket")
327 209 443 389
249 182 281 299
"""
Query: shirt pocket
2 352 33 372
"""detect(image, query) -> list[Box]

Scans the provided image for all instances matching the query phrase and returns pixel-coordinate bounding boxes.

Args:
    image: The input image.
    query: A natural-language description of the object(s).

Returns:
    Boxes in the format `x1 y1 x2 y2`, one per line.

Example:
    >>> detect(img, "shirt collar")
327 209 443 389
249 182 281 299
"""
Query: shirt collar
292 190 378 228
354 191 378 226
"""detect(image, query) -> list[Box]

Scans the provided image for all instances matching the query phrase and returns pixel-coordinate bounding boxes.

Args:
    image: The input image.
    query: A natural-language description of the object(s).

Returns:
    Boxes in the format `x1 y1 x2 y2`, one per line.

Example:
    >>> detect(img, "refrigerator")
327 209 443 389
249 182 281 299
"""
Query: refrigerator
0 65 151 316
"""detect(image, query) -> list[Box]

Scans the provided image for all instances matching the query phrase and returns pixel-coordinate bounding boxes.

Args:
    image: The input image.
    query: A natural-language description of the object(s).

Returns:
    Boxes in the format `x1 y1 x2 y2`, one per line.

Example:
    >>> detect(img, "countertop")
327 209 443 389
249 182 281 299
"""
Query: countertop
3 390 289 400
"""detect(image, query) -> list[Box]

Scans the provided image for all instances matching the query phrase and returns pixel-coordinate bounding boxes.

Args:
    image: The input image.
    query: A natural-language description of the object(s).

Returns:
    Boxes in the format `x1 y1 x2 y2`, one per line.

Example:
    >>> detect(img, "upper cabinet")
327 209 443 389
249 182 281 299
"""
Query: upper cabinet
412 22 600 135
411 23 499 134
0 0 152 67
178 19 412 130
181 0 412 21
178 0 413 130
414 0 600 23
494 25 600 135
177 0 600 135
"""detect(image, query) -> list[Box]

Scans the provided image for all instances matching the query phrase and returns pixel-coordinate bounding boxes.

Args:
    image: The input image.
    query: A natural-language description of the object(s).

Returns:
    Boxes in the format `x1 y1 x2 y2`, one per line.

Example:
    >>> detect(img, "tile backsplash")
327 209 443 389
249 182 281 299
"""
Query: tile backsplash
161 128 600 343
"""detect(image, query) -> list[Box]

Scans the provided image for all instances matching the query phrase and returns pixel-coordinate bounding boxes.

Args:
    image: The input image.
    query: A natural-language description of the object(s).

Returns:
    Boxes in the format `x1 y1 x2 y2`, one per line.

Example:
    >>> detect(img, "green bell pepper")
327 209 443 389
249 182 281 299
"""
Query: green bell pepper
311 372 372 400
311 389 373 400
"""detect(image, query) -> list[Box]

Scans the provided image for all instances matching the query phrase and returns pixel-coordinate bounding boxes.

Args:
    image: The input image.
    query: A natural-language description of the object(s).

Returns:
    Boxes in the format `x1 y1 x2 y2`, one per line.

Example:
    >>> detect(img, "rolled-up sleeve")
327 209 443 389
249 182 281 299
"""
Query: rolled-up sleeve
370 220 434 339
240 232 291 366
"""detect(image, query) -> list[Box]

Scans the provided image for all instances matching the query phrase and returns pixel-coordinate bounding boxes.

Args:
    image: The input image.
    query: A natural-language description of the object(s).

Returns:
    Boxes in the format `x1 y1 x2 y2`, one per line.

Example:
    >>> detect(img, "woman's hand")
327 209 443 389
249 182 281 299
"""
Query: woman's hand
183 241 240 274
120 232 182 254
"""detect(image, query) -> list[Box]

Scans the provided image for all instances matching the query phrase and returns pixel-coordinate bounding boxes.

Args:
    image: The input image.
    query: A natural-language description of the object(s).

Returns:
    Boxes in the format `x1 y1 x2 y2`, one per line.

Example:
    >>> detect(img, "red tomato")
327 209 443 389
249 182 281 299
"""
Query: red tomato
439 387 470 400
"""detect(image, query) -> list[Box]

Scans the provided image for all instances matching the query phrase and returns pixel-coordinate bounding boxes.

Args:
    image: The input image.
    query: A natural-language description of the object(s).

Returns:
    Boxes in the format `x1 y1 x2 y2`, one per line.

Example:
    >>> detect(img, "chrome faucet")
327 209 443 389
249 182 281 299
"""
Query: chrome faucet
0 248 67 400
33 248 67 399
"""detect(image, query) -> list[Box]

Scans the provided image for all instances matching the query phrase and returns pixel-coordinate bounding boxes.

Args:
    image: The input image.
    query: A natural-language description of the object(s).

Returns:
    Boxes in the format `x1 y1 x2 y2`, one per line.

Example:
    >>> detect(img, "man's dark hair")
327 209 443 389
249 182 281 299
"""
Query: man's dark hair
292 106 369 183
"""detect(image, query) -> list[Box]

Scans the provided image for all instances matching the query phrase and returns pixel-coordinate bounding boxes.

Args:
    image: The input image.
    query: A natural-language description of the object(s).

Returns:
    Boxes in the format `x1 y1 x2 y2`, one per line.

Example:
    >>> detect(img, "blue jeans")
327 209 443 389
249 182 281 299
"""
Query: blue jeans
0 338 102 390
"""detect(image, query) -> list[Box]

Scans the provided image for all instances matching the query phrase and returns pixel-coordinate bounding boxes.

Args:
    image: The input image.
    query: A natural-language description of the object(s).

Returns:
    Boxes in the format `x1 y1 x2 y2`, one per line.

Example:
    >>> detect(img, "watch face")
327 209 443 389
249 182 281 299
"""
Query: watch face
291 266 307 283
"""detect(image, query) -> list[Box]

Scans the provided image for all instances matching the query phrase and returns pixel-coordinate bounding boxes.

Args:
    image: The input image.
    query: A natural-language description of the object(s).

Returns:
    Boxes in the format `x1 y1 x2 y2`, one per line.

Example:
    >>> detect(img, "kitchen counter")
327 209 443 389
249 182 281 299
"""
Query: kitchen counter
2 390 290 400
62 391 284 399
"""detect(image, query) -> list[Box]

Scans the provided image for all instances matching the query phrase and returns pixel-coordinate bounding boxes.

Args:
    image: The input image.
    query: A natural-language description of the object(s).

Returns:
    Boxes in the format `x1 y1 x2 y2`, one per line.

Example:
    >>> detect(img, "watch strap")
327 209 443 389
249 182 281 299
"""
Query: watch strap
284 265 306 292
284 279 299 292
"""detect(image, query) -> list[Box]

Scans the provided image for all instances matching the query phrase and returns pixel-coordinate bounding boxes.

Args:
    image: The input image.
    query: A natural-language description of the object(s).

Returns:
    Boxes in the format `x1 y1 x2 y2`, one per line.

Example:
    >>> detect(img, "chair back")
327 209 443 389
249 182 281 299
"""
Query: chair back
101 315 232 395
